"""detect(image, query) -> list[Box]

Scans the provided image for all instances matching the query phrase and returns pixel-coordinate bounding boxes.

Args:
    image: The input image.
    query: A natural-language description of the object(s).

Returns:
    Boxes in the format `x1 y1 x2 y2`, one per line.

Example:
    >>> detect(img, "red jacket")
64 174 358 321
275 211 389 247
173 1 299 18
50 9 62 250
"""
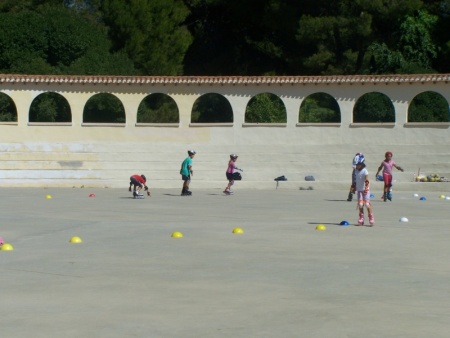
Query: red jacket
131 175 146 184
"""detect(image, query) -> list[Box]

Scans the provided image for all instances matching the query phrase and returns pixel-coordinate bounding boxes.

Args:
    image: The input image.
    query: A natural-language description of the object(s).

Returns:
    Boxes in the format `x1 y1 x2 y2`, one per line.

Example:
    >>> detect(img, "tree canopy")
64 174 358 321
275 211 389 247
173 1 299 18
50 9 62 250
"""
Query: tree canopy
1 0 449 76
1 0 449 123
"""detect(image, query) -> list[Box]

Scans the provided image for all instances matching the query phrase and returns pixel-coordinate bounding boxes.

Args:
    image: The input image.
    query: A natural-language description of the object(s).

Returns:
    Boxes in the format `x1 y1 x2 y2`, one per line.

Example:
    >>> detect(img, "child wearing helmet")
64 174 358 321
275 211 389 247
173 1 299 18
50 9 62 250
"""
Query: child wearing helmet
129 174 150 198
224 154 242 195
347 152 362 201
375 151 404 202
354 154 374 226
180 150 196 196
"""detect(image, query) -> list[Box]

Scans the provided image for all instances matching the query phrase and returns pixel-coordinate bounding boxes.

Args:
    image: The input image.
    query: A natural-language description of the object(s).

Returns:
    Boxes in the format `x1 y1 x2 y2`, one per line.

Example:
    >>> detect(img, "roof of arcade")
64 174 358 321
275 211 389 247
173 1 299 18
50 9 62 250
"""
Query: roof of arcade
0 73 449 85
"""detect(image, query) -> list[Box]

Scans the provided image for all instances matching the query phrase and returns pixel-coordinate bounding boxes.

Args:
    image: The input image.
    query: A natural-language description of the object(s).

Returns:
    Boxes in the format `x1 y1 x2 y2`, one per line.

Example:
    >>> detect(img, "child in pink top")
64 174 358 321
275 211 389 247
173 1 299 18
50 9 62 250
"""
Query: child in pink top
224 154 242 194
375 151 403 202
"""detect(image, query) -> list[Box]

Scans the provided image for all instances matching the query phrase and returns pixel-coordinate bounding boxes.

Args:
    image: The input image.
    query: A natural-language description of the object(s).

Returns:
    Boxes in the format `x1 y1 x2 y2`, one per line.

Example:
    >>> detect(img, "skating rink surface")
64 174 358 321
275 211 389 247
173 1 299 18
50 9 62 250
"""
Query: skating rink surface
1 187 450 338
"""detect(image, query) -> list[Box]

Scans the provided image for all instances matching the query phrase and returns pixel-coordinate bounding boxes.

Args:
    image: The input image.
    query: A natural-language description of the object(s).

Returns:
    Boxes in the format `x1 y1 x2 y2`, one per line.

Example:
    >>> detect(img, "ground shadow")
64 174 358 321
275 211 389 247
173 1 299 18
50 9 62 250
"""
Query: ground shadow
307 222 341 226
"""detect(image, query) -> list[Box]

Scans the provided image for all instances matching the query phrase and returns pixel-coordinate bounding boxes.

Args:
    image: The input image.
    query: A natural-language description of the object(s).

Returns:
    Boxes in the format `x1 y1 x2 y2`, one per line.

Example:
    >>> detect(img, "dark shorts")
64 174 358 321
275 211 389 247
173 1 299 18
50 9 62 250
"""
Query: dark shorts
182 175 191 182
226 172 242 181
130 177 142 187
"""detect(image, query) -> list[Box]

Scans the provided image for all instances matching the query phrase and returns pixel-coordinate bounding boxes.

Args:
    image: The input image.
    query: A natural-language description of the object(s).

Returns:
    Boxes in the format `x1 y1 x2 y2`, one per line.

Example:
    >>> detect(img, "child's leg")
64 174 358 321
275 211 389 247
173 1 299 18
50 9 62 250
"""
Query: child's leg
365 194 374 225
357 192 365 225
183 177 191 191
383 173 392 192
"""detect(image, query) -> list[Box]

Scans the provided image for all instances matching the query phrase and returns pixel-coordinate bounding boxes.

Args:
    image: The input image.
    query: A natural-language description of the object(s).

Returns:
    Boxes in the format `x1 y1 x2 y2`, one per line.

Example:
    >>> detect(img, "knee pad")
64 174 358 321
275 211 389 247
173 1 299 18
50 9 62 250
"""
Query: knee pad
358 200 364 208
365 201 371 208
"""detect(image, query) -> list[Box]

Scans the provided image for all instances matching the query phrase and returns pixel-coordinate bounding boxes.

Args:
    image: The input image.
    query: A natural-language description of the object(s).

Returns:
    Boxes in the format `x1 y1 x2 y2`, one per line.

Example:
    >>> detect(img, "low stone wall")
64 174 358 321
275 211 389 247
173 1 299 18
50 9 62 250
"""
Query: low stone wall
0 74 449 190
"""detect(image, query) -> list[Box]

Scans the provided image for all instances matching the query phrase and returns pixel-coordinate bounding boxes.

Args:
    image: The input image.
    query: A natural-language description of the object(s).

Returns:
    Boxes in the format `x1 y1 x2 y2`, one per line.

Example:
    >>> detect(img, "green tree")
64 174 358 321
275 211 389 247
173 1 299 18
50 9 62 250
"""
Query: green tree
184 0 302 75
353 92 395 123
137 94 179 123
295 0 423 75
368 10 438 73
408 91 449 122
299 93 340 123
0 93 17 122
191 93 233 123
101 0 192 75
29 92 71 122
83 93 125 123
0 5 134 75
245 93 286 123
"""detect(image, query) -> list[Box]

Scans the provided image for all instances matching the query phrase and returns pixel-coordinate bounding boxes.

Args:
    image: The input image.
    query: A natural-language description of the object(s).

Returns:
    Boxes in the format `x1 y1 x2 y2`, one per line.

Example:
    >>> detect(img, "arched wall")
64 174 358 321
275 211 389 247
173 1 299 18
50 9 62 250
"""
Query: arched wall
0 74 449 190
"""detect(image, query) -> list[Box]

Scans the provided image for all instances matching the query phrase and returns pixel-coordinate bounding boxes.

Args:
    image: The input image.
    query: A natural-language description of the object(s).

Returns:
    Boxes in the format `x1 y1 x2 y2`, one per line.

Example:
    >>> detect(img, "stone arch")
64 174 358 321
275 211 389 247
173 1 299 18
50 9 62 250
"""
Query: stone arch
299 92 340 123
245 92 287 123
83 93 125 123
137 93 179 123
191 93 233 123
29 92 71 123
408 91 449 122
0 92 18 122
353 92 395 123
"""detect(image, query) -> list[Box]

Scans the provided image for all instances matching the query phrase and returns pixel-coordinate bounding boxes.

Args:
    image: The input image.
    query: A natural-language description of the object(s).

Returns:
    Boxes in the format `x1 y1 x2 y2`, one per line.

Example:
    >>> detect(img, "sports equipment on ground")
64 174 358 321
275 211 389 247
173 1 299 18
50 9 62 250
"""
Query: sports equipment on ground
358 213 364 226
181 189 192 196
369 213 374 226
133 191 144 199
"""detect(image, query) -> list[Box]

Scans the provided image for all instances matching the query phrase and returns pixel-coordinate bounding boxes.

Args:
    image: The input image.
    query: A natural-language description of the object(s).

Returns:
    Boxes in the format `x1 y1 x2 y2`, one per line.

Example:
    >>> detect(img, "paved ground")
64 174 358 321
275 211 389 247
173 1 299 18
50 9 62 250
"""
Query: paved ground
1 187 450 338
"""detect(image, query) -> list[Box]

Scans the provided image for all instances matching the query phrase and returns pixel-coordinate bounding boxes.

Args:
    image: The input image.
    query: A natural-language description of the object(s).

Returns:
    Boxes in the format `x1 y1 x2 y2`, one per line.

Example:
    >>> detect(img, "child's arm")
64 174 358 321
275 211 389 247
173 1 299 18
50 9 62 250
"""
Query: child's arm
394 164 404 172
375 163 383 177
188 165 193 176
364 175 370 194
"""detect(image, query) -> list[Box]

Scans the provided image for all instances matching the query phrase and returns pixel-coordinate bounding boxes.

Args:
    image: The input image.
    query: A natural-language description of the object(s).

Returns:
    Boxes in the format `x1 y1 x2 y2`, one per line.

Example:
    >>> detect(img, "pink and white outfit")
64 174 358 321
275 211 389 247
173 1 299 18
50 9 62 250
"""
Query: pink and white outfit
379 159 396 188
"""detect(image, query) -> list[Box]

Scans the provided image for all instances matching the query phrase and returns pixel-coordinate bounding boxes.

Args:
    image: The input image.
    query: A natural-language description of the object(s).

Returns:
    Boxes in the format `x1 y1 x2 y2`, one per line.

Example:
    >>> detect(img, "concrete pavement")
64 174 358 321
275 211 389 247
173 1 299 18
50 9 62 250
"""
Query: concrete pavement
1 187 450 338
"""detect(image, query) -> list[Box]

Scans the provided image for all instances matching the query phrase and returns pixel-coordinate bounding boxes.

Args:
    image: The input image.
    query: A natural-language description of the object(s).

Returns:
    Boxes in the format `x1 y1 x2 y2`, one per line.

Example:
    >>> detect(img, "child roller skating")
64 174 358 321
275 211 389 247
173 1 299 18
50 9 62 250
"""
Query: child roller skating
354 154 374 226
375 151 404 202
224 154 242 195
180 150 196 196
129 174 150 199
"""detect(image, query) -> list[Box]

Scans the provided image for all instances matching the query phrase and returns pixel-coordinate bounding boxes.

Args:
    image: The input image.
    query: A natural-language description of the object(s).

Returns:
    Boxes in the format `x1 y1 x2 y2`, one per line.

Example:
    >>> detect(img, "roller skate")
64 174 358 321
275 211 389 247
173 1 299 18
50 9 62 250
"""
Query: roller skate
383 192 387 202
223 189 233 195
358 212 364 226
133 191 144 199
181 189 192 196
387 190 392 201
369 213 375 226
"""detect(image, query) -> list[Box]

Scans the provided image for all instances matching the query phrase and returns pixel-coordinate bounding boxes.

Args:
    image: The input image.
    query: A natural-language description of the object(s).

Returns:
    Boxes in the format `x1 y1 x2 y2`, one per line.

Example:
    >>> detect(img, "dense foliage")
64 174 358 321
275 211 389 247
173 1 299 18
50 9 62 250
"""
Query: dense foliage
0 0 449 123
1 0 449 76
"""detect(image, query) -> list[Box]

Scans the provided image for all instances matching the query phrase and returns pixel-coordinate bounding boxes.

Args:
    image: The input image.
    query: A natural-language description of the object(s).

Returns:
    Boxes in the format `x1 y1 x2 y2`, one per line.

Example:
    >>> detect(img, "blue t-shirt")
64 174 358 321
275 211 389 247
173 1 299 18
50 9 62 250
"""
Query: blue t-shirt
180 157 193 176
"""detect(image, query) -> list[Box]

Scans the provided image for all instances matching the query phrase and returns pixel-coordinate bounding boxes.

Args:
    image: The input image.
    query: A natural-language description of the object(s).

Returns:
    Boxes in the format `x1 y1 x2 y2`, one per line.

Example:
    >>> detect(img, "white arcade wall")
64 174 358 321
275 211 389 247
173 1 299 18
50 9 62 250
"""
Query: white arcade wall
0 74 449 191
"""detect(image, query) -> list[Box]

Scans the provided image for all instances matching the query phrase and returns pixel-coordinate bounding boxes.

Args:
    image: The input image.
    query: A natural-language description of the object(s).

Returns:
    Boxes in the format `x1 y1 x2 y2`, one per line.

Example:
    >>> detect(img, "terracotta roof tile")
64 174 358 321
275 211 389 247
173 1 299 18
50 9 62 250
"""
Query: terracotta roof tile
0 73 449 85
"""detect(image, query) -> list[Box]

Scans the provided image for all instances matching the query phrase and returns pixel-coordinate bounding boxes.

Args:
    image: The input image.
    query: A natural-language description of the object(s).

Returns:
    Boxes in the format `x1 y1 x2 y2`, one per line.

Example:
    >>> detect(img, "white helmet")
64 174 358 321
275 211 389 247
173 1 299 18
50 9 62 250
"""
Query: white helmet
352 153 365 167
